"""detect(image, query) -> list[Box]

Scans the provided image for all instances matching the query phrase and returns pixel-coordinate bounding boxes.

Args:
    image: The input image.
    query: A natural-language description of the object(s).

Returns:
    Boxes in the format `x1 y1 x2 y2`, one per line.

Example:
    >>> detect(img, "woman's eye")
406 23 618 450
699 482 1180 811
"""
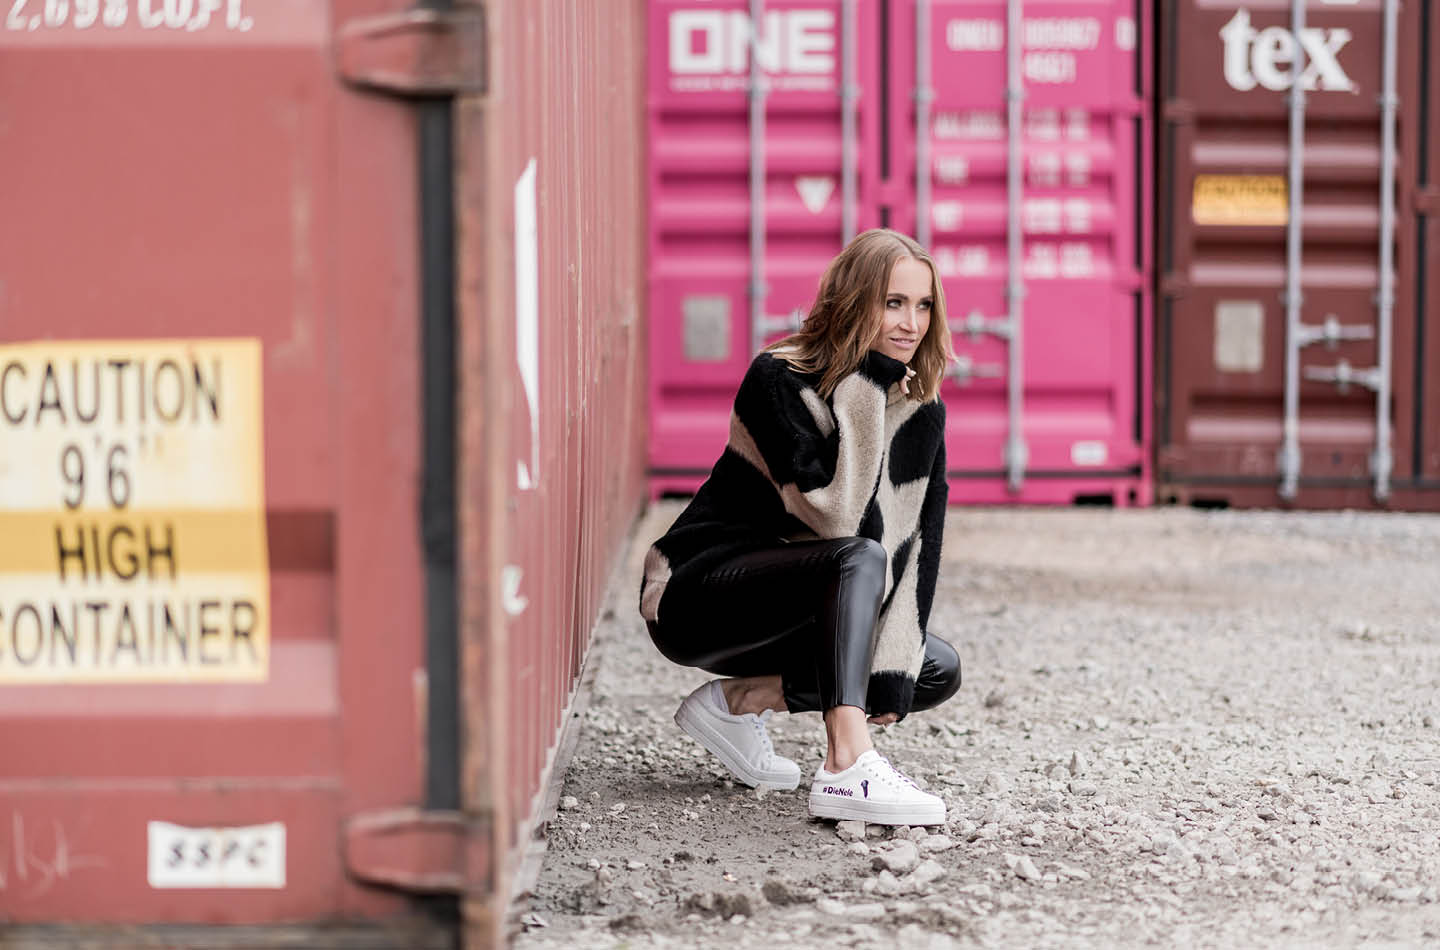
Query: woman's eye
886 299 901 308
919 301 932 311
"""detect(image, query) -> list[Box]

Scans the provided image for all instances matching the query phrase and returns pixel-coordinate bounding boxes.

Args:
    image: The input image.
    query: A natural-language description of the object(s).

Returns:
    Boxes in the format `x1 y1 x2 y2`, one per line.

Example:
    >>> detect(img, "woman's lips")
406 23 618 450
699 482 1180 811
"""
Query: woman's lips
890 337 917 348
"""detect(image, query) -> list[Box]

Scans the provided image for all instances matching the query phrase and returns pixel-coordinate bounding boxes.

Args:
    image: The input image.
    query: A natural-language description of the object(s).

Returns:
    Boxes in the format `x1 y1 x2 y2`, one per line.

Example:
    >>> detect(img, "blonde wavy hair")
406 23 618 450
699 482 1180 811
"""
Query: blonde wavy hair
766 228 952 402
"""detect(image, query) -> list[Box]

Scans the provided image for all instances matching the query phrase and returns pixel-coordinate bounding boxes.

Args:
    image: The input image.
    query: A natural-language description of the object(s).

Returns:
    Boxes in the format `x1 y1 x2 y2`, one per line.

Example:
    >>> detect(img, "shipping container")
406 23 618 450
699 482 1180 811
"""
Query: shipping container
0 0 647 946
648 0 1153 505
1156 0 1440 509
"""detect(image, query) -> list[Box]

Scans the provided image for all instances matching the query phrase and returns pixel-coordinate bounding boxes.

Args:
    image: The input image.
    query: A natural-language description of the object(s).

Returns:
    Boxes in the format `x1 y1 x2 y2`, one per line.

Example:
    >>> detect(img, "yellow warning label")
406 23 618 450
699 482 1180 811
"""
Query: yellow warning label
0 340 269 683
1192 174 1289 226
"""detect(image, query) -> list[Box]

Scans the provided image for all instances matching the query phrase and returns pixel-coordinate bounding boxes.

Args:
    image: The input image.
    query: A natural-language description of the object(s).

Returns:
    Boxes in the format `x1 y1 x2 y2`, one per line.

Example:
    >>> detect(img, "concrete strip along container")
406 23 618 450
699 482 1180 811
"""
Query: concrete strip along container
1156 0 1440 509
648 0 1153 505
0 1 648 946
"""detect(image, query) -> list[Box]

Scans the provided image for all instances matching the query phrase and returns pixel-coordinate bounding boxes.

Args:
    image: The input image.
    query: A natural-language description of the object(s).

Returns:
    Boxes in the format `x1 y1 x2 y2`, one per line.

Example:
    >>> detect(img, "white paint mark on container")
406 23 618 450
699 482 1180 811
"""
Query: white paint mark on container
147 821 284 889
515 159 540 491
1071 441 1108 466
795 176 835 214
502 565 529 617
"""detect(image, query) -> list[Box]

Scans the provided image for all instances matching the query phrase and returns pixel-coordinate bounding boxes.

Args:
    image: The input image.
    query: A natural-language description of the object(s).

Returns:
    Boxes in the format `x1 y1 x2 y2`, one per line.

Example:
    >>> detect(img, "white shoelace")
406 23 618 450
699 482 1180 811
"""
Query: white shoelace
750 710 777 765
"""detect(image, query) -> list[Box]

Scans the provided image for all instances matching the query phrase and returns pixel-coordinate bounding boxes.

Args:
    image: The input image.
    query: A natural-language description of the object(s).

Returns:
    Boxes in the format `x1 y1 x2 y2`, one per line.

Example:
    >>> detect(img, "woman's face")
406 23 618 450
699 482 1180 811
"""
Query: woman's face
871 256 933 364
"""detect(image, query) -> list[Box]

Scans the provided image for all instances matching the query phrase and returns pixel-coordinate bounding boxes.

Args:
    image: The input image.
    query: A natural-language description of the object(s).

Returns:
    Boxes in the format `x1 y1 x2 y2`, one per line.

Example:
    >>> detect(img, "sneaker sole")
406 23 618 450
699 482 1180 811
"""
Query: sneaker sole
674 702 800 791
807 792 946 826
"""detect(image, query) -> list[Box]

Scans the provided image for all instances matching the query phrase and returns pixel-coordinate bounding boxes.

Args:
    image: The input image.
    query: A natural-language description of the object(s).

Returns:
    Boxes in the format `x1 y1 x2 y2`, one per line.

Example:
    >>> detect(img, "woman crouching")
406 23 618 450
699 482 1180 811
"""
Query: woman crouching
639 228 962 826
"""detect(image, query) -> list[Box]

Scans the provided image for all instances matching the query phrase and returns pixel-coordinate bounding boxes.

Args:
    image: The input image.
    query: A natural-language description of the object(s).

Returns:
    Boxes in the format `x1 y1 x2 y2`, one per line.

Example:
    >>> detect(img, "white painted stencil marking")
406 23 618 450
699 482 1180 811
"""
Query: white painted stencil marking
515 159 540 491
795 176 835 215
147 821 284 888
502 565 529 617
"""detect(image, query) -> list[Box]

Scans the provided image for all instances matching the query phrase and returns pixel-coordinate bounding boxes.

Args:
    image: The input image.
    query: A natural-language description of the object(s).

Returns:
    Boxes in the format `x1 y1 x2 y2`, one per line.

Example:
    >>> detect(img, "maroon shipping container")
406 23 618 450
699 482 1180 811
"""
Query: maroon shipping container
1156 0 1440 509
0 1 647 946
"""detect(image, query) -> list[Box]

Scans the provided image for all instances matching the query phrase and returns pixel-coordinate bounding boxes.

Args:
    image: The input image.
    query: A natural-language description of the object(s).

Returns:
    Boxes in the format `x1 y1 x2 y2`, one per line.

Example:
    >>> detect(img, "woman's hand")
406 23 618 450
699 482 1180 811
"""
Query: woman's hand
899 367 917 397
868 712 899 725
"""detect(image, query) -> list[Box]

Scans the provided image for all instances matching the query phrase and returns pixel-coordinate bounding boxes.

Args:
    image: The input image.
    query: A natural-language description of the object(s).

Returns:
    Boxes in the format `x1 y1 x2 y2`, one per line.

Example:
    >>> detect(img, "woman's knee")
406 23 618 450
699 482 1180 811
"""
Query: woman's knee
911 634 963 712
830 537 887 587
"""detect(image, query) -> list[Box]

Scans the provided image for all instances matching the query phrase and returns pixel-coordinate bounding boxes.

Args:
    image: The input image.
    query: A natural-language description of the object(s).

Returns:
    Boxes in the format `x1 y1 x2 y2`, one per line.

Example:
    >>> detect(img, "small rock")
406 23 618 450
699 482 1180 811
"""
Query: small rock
608 802 627 815
1013 855 1042 881
762 879 805 906
836 820 867 842
909 858 947 888
1069 751 1090 776
918 834 956 854
816 897 847 916
626 860 646 870
559 796 580 811
847 902 888 921
520 912 548 929
872 839 920 875
847 841 870 856
1387 886 1423 903
1068 780 1099 797
607 913 646 932
713 892 754 917
586 858 601 870
577 821 591 833
982 772 1012 795
866 824 887 838
1054 863 1091 881
984 688 1006 708
1424 715 1435 728
1092 716 1110 730
875 870 902 896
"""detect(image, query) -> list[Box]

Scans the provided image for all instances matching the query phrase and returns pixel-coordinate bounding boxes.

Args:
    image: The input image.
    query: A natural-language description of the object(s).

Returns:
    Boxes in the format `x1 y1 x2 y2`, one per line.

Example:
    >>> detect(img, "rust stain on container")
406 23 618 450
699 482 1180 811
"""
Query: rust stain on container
1156 0 1440 509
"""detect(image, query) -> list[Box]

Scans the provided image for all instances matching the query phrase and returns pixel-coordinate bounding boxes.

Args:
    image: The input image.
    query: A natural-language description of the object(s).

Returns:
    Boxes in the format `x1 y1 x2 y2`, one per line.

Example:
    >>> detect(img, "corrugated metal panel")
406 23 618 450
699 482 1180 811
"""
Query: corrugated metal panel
646 0 1151 505
0 0 427 924
1156 0 1440 509
896 0 1152 503
647 0 883 495
456 0 649 941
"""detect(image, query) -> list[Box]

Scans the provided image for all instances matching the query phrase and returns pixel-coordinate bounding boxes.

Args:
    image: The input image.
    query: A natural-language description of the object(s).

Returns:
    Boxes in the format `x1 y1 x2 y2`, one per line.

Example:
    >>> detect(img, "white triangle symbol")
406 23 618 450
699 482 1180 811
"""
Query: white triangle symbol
795 176 836 215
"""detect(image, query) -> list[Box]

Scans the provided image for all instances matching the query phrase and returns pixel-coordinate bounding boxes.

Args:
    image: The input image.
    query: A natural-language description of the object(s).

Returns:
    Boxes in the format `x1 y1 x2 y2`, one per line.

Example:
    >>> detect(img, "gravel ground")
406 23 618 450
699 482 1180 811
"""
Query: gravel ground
511 504 1440 949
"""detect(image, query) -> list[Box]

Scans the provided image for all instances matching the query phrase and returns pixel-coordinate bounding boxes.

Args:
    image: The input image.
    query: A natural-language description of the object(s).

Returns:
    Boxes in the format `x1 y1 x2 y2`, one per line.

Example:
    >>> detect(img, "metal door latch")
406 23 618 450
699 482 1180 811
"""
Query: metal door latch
1296 314 1375 350
946 354 1004 385
1303 359 1383 394
336 5 486 97
953 309 1014 340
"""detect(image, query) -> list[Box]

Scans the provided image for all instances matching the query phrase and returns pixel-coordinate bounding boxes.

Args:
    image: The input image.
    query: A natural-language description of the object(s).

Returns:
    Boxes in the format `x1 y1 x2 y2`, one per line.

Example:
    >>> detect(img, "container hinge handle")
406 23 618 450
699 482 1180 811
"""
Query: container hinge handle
1295 315 1375 350
1303 359 1383 395
952 310 1013 340
344 806 486 894
335 5 486 98
945 354 1004 386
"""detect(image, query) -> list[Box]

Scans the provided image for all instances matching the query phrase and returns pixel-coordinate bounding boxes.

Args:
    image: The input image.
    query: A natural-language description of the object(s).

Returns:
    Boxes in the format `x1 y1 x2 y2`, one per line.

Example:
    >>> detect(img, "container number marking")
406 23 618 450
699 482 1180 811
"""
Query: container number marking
4 0 252 32
147 821 285 889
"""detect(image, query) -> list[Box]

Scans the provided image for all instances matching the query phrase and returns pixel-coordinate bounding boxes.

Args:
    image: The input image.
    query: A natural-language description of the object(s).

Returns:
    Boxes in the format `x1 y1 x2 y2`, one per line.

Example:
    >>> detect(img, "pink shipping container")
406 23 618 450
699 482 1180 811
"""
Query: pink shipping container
648 0 1153 505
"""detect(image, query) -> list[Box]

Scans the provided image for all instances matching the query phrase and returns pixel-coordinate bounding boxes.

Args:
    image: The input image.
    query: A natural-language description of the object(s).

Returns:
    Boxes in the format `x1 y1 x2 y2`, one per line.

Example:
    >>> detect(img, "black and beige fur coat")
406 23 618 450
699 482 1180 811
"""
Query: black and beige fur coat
639 349 948 719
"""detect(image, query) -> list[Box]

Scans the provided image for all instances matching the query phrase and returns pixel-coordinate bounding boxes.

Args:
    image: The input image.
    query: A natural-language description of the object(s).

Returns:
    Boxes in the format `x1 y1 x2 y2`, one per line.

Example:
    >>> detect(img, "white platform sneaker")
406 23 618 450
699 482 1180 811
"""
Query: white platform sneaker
674 680 801 791
808 749 946 826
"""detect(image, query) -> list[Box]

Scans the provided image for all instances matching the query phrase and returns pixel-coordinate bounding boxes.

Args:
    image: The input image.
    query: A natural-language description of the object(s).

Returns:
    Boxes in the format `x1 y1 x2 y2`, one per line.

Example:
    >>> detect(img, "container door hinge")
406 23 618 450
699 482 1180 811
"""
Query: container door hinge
344 807 488 894
335 5 486 98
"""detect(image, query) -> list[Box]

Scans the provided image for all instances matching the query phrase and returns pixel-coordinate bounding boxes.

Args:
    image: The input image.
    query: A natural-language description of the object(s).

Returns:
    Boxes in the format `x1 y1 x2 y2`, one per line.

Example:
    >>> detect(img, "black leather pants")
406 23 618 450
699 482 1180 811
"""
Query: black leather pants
647 537 962 716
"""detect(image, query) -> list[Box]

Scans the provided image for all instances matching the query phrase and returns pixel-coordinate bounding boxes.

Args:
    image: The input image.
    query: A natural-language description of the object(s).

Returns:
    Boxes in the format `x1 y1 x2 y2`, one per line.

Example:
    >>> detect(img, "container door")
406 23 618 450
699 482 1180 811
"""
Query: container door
648 0 883 495
0 0 430 925
892 0 1151 504
1157 0 1437 510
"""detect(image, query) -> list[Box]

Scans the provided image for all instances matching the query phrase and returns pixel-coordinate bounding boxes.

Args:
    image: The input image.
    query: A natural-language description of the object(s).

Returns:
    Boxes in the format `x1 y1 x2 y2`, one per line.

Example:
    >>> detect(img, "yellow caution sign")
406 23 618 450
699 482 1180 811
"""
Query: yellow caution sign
1192 174 1289 226
0 340 269 683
